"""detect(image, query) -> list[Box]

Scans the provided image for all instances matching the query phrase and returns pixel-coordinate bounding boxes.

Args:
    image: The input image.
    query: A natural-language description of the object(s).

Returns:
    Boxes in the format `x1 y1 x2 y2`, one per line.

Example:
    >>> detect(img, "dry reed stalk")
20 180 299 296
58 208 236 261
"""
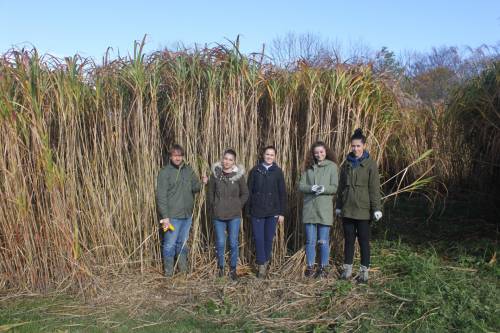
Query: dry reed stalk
0 43 437 291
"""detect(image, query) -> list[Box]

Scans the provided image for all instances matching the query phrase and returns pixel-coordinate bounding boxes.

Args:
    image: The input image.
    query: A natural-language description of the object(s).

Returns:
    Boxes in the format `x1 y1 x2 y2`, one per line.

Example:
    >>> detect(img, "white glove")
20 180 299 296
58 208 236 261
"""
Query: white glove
315 185 325 195
373 211 382 221
335 209 341 217
311 185 319 192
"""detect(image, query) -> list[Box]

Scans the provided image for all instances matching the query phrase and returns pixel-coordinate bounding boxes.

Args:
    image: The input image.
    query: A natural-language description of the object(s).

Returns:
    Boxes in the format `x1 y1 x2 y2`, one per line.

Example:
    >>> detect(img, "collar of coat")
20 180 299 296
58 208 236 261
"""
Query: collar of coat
256 162 278 173
211 162 245 181
346 152 371 168
167 161 186 170
312 159 334 169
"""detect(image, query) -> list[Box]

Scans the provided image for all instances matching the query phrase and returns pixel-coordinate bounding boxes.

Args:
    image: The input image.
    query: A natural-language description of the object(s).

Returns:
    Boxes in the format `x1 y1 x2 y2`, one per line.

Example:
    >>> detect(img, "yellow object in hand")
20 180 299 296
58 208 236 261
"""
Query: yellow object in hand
163 223 175 232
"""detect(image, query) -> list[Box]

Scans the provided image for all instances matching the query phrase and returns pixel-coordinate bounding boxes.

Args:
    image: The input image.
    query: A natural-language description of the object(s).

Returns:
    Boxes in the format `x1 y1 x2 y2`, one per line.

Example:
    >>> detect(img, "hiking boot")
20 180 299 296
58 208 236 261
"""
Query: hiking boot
229 267 238 281
257 263 267 279
356 265 369 284
177 253 188 274
314 266 329 279
304 266 315 278
164 257 174 277
217 266 224 278
340 264 353 280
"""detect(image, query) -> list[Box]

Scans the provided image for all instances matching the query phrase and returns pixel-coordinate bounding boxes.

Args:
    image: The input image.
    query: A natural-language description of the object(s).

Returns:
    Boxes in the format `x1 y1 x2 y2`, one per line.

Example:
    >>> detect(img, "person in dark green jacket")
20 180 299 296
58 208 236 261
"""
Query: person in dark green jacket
299 141 339 278
208 149 249 281
156 144 207 277
336 129 382 283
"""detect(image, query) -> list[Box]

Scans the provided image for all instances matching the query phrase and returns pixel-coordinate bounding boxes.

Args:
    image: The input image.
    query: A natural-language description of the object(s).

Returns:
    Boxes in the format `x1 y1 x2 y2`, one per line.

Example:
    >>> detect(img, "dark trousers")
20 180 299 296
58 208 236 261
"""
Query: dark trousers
251 216 278 265
343 217 370 267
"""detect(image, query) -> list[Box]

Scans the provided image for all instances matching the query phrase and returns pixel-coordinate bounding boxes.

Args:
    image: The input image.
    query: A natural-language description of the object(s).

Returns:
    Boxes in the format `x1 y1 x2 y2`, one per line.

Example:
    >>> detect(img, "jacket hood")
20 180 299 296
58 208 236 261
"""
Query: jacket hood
211 162 246 181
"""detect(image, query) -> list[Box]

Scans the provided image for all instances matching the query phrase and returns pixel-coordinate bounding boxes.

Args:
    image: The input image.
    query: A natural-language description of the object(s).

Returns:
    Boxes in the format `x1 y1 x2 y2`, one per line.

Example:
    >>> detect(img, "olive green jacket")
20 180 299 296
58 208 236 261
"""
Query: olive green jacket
336 157 382 220
156 163 201 219
298 159 339 226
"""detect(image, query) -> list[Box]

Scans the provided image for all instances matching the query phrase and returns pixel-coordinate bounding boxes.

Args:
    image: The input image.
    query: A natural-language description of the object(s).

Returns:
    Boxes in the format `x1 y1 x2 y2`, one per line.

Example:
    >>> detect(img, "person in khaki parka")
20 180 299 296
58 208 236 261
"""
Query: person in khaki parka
336 129 382 283
299 141 339 279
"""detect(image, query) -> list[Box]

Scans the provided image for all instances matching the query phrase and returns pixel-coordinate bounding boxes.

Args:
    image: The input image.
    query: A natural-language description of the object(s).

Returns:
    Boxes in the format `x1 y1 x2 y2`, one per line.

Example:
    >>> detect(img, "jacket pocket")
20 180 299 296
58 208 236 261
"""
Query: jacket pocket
355 173 369 186
355 188 370 209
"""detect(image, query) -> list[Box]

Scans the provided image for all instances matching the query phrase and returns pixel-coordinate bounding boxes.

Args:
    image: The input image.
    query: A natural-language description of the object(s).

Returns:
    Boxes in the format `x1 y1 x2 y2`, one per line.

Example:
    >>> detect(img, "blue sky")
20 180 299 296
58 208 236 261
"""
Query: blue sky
1 0 499 60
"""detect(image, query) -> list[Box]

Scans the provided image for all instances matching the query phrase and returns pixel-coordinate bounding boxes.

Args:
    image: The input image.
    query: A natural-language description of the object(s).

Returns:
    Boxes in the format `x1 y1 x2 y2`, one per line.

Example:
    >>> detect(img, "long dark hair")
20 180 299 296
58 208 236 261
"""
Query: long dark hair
304 141 336 170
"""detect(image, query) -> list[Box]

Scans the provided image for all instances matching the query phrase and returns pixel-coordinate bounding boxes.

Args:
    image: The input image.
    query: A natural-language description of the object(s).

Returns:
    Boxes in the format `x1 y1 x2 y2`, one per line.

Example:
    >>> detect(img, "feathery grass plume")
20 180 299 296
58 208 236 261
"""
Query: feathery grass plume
447 61 500 191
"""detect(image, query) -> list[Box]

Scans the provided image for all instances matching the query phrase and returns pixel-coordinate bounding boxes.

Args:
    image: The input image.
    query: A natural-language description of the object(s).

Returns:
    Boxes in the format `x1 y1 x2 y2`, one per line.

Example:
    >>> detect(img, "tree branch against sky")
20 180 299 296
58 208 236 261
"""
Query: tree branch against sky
1 0 499 60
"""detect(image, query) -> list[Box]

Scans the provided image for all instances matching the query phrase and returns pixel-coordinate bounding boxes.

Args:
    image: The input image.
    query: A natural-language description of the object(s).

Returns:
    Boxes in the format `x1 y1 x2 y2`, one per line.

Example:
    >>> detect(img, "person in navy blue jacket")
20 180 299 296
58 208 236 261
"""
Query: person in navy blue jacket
247 146 287 278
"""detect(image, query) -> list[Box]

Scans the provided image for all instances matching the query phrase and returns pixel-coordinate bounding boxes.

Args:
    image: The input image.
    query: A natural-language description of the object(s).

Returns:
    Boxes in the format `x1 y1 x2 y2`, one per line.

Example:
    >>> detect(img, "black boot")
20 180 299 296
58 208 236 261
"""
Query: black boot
304 266 315 278
229 267 238 281
314 266 329 279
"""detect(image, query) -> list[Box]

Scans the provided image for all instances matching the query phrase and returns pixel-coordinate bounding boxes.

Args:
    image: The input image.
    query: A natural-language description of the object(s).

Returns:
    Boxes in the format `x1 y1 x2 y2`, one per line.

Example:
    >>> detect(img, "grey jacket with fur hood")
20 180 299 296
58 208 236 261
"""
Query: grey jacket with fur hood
208 162 249 220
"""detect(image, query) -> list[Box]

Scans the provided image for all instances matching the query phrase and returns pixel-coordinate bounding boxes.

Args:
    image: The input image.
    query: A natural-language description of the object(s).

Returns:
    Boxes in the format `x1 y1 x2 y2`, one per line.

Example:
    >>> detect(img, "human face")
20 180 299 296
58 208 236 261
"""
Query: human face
351 139 365 158
170 150 184 166
222 153 235 170
313 146 326 162
263 148 276 165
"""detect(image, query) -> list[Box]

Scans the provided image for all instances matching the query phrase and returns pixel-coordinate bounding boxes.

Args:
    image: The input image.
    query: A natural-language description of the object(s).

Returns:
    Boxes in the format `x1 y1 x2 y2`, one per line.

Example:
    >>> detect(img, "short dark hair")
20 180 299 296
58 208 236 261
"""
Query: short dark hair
350 128 366 143
262 145 277 157
223 148 237 158
169 144 184 156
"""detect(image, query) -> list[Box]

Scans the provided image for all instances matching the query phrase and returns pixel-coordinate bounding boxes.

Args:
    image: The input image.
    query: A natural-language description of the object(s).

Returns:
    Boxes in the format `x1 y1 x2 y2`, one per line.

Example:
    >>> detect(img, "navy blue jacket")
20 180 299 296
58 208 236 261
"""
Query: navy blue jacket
247 163 287 217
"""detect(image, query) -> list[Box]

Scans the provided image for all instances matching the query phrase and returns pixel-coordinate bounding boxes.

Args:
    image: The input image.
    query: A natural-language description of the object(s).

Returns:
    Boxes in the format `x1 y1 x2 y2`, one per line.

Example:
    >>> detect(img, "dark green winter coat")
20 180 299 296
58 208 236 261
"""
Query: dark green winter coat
336 155 381 220
298 159 339 226
208 162 249 220
156 163 201 219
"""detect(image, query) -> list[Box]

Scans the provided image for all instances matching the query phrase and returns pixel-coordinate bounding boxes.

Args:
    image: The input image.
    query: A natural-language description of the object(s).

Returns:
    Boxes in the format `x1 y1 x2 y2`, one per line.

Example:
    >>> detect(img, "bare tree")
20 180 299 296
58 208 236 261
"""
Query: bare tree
268 32 379 69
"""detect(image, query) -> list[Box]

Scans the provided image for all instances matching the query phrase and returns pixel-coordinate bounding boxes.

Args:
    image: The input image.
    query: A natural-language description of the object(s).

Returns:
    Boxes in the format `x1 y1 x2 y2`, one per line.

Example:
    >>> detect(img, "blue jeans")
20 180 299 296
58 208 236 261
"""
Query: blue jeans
305 223 330 267
162 217 192 258
252 216 278 265
213 218 240 269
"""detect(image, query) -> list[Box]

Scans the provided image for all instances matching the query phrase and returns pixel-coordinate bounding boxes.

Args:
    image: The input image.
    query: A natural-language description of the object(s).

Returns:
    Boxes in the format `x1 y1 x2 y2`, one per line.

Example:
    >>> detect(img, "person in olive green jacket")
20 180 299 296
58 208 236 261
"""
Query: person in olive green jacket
336 129 382 283
299 141 339 278
156 144 208 277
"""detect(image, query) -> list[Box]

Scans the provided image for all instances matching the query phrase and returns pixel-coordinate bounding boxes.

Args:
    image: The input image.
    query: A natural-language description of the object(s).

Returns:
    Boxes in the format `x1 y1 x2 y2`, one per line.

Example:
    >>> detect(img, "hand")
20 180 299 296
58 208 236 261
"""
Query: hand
373 211 382 221
335 209 341 217
311 184 319 192
277 215 285 223
201 174 208 185
160 218 171 230
315 185 325 195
